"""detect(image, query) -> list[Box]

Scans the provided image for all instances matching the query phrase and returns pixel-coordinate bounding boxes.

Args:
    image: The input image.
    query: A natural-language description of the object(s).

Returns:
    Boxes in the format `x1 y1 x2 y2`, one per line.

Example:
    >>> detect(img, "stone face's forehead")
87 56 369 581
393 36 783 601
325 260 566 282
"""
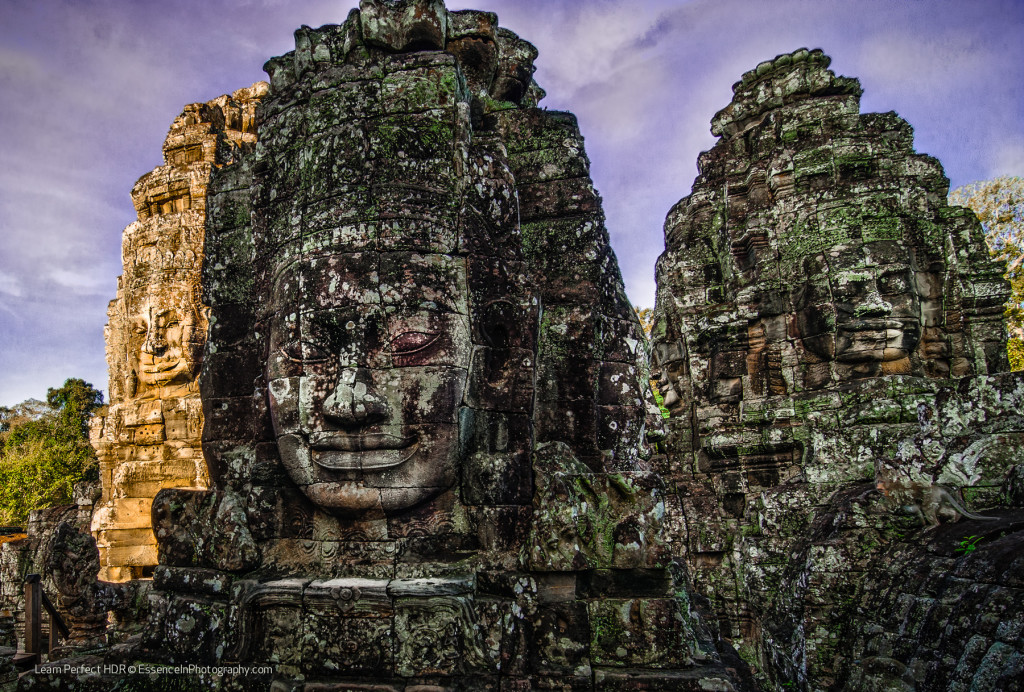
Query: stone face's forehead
256 57 466 261
270 251 467 315
125 284 197 320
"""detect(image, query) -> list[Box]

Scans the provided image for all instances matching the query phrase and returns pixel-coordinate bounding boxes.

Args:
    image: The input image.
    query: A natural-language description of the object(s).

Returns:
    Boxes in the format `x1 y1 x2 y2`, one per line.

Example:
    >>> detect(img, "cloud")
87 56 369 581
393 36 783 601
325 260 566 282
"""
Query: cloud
46 269 111 294
992 138 1024 179
1 0 1023 404
0 271 23 299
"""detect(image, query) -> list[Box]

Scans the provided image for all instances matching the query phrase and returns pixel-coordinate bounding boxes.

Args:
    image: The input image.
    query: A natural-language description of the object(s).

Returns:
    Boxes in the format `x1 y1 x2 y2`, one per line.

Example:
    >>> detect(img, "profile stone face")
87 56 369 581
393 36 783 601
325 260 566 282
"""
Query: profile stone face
89 85 264 580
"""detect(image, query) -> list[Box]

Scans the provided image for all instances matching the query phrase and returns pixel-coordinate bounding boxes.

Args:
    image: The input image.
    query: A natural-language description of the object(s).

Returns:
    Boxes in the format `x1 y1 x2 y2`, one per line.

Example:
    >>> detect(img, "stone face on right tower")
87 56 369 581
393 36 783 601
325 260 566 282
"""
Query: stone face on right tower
655 47 1007 407
651 48 1024 689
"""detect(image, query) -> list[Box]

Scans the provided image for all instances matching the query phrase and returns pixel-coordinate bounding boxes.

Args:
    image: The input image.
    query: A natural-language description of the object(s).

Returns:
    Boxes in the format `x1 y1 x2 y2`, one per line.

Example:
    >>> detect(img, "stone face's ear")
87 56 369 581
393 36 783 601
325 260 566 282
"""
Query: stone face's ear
359 0 448 52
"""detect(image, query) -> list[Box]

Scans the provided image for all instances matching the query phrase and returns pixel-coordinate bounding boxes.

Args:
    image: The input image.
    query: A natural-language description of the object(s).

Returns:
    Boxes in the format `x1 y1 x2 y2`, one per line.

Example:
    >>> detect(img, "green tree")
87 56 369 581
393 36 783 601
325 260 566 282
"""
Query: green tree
0 378 103 525
46 378 105 438
0 399 50 443
949 175 1024 370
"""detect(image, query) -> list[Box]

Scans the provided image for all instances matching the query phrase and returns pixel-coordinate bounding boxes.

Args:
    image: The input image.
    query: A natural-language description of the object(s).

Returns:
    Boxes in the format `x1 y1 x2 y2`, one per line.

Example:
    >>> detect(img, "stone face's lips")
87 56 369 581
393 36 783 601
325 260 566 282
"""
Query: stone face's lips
312 441 420 471
838 319 906 332
309 432 415 451
310 432 418 471
140 358 183 374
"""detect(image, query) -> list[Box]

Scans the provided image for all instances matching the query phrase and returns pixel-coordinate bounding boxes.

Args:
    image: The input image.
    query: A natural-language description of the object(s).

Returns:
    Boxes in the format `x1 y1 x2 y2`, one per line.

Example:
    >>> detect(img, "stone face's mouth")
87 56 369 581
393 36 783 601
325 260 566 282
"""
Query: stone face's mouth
137 355 189 383
310 433 418 471
310 432 414 451
140 359 182 374
837 318 905 333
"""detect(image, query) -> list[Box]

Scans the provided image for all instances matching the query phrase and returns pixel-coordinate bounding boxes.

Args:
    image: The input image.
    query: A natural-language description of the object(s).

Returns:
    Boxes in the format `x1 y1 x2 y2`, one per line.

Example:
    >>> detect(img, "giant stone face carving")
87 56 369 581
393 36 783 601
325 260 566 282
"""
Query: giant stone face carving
89 86 263 581
654 49 1007 407
191 1 665 561
252 30 485 516
126 285 202 399
649 47 1013 675
789 238 927 380
136 4 736 687
265 252 472 516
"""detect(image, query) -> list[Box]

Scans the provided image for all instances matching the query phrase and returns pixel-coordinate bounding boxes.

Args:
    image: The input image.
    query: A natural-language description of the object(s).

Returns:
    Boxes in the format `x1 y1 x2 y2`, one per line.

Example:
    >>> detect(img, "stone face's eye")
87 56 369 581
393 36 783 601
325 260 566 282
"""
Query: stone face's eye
389 331 439 355
281 340 331 364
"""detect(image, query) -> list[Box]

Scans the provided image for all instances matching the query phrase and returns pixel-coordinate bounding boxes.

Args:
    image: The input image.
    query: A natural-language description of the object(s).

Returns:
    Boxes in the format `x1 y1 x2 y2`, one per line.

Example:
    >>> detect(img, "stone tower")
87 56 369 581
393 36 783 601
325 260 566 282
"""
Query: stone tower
650 48 1018 687
89 84 266 581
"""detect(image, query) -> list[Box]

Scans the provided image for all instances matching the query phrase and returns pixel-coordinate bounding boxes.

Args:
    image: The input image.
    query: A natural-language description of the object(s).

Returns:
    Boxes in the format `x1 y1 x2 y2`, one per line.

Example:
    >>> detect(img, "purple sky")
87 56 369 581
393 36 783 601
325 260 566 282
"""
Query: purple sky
2 0 1023 406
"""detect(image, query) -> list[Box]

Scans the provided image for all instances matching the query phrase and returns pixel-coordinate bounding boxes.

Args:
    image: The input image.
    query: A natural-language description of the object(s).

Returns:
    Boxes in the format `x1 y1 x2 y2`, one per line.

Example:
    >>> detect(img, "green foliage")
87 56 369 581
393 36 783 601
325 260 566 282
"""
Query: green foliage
1009 338 1024 370
47 378 104 437
650 381 671 419
634 306 671 419
949 176 1024 369
954 534 983 555
0 378 103 525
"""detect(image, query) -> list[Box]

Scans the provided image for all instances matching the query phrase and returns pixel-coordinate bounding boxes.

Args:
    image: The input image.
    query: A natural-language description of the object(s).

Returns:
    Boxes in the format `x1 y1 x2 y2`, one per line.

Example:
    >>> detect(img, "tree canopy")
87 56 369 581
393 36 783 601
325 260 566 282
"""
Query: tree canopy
949 175 1024 370
0 378 103 525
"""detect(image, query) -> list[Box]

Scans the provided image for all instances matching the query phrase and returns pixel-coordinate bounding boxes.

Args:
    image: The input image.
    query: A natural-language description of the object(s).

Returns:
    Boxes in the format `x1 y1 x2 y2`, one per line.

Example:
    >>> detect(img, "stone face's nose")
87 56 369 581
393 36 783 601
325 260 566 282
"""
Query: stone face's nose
854 290 893 319
141 324 167 355
322 367 389 427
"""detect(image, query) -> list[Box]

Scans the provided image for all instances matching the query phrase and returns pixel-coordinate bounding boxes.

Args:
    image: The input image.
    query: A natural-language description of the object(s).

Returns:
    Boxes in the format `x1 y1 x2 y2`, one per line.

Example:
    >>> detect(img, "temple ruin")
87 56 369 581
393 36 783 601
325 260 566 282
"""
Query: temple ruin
3 3 1023 692
651 48 1024 689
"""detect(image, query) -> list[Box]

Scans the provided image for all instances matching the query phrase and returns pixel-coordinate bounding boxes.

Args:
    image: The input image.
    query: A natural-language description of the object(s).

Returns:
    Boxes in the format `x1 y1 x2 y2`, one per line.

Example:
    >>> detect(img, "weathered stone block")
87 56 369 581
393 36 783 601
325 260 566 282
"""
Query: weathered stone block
360 0 448 52
529 601 592 678
395 594 488 676
588 598 692 669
